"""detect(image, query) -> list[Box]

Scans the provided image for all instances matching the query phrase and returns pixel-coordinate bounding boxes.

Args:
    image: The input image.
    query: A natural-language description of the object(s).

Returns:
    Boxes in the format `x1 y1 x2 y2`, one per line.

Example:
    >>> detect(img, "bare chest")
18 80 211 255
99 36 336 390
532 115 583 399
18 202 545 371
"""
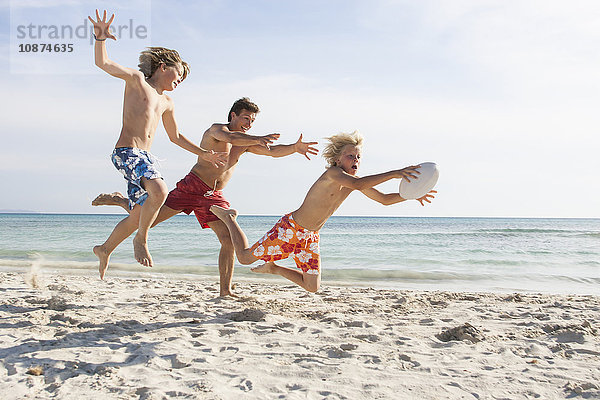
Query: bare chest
124 85 167 118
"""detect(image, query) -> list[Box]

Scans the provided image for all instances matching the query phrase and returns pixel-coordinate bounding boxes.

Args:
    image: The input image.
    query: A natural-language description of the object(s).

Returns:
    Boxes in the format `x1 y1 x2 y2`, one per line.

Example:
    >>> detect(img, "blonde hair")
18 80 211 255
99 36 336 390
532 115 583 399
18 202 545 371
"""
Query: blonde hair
138 47 190 81
322 131 363 167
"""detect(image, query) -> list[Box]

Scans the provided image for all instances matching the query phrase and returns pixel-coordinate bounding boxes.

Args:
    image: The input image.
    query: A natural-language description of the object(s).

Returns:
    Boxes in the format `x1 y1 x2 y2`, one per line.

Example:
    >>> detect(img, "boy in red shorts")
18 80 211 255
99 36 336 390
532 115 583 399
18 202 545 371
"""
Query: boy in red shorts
92 98 318 296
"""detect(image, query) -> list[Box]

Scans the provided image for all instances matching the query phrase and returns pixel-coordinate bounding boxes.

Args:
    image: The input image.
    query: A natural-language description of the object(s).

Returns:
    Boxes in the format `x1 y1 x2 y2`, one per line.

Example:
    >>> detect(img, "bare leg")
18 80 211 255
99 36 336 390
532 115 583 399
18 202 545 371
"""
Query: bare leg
210 205 321 293
209 206 258 265
252 262 321 293
92 192 180 228
133 178 168 267
151 205 180 227
207 219 237 297
94 205 142 279
93 203 179 279
91 192 129 211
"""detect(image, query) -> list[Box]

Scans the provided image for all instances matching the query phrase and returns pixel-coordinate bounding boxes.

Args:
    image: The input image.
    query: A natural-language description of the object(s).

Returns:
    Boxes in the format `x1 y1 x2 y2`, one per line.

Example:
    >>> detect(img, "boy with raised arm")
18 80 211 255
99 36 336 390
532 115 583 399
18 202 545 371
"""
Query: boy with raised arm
88 9 228 269
92 98 319 296
210 131 436 293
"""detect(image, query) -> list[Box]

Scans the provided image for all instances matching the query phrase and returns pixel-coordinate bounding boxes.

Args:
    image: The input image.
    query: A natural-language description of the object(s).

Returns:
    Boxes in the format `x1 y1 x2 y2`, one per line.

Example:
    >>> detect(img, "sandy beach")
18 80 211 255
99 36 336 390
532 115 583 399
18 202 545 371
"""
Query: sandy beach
0 270 599 399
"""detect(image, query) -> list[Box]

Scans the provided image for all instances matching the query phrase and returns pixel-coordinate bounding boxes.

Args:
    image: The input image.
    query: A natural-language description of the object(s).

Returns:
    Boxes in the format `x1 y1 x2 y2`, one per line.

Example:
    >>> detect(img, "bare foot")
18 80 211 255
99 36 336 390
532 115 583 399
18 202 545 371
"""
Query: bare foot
210 205 238 221
219 283 239 297
133 236 153 267
93 245 110 279
251 262 277 275
219 291 239 298
92 192 129 211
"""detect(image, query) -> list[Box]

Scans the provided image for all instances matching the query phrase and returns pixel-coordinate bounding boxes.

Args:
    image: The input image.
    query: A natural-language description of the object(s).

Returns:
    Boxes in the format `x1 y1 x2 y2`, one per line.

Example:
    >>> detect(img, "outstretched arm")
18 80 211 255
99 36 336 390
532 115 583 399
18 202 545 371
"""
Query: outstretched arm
329 165 421 191
163 105 228 167
246 134 319 159
88 9 139 80
360 187 407 205
361 188 436 206
208 124 280 148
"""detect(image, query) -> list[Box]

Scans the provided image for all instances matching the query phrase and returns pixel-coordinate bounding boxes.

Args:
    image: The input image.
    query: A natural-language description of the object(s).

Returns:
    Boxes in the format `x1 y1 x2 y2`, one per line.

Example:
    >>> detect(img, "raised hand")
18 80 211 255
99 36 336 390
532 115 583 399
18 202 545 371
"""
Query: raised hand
88 9 117 41
397 165 421 182
294 134 319 160
416 190 437 206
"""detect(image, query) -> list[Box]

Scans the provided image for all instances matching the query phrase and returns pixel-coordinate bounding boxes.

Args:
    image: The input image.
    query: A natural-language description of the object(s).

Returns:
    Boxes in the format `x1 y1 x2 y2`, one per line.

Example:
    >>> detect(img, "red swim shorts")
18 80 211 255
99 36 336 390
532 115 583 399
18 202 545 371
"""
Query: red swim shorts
164 172 230 228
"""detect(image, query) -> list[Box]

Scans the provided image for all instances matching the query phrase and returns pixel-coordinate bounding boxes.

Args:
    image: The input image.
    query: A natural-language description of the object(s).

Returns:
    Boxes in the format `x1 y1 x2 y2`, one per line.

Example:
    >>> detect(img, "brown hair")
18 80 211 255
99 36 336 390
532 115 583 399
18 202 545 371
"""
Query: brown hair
323 131 364 167
138 47 190 81
228 97 260 121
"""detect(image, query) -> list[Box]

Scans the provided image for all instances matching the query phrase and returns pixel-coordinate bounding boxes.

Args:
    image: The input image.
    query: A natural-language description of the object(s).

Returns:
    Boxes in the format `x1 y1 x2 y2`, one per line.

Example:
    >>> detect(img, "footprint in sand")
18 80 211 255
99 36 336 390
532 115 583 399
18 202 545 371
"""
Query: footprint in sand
398 353 421 368
237 378 253 392
218 346 239 356
46 296 70 311
49 313 78 325
170 355 191 369
324 346 352 358
226 308 266 322
219 328 238 336
345 320 371 328
354 334 381 343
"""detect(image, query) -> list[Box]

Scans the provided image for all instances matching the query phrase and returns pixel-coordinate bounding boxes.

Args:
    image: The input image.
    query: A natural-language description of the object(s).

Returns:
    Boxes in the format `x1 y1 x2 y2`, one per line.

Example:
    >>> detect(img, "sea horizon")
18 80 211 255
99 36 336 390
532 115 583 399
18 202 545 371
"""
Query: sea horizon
1 211 599 220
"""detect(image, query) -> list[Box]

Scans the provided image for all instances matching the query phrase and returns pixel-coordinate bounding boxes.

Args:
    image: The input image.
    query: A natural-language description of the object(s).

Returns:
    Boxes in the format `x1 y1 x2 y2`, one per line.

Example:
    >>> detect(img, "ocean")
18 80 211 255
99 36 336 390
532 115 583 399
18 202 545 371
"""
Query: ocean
0 213 598 295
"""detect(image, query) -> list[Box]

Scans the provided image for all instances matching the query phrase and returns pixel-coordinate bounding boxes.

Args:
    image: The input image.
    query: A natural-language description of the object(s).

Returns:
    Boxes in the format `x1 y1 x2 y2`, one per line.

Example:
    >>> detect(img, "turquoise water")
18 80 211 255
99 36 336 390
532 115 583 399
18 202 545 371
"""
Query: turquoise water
0 213 598 294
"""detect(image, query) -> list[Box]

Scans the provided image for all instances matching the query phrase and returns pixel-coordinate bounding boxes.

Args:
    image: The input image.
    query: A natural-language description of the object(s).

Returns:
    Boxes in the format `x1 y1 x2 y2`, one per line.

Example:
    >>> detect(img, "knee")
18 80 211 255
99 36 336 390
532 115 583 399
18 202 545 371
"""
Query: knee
237 253 256 265
155 185 169 202
146 180 169 202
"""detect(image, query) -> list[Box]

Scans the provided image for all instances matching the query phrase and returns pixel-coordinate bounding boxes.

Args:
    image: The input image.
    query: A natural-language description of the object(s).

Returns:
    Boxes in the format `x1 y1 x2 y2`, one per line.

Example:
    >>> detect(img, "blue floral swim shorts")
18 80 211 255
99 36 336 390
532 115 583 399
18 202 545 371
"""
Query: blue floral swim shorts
111 147 163 209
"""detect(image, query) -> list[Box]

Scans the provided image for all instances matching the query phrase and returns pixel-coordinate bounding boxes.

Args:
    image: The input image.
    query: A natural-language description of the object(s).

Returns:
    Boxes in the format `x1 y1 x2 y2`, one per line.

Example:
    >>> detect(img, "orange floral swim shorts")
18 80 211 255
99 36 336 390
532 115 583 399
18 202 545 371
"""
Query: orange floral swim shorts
250 213 320 274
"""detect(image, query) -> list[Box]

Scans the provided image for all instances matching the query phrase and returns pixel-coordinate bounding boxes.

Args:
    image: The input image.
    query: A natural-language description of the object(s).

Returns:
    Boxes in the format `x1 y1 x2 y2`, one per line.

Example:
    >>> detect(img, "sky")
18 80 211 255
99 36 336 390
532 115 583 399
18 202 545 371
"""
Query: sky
0 0 599 218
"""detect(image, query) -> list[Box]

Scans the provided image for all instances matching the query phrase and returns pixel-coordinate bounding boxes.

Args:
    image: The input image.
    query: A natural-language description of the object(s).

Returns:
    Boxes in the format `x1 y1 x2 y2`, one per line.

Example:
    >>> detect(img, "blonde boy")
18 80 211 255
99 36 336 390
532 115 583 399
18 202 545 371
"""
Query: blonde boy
210 131 436 292
89 10 227 270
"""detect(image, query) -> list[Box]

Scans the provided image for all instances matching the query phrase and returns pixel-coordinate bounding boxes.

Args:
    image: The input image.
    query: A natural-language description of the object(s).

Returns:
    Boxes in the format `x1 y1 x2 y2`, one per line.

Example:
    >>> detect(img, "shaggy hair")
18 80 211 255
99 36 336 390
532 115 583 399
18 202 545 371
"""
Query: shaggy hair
322 131 363 167
138 47 190 81
228 97 260 121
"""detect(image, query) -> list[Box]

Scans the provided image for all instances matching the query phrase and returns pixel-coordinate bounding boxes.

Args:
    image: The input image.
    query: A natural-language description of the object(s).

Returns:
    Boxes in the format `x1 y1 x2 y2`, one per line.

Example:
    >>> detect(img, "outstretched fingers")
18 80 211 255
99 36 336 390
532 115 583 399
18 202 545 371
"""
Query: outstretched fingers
296 133 319 160
417 190 437 206
303 147 319 160
88 9 117 40
208 150 228 168
400 164 421 182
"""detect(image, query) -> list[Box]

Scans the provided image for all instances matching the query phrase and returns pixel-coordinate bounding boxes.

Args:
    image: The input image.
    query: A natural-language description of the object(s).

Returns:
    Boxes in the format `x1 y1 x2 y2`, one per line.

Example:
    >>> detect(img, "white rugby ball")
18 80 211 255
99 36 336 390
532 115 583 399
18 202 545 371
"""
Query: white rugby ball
399 162 439 200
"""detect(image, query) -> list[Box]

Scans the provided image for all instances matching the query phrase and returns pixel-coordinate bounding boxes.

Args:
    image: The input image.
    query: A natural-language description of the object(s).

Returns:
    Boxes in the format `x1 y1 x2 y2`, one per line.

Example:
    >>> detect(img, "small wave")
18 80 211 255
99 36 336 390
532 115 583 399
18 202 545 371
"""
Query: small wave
475 228 576 234
322 268 490 282
460 259 522 266
578 260 600 266
576 233 600 238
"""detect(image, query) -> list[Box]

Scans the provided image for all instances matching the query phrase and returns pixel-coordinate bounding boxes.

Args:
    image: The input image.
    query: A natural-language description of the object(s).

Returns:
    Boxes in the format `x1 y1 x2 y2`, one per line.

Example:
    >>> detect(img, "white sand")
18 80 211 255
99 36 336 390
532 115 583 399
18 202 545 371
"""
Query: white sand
0 270 599 399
